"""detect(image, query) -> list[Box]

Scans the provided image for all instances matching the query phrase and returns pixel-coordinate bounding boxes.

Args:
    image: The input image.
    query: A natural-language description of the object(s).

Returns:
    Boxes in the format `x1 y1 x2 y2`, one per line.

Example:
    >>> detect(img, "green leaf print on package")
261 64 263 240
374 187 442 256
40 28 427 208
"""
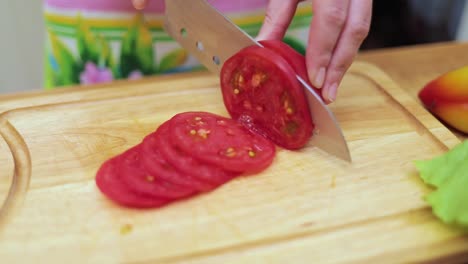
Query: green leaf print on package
76 15 118 83
77 15 115 70
48 31 81 86
283 36 306 56
120 14 155 78
158 49 188 73
43 3 313 89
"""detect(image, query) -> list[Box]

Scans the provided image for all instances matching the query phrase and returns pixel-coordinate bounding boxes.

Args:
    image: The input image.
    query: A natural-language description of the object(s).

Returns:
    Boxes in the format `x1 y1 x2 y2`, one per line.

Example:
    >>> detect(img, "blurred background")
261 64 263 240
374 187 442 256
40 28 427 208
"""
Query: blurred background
0 0 467 94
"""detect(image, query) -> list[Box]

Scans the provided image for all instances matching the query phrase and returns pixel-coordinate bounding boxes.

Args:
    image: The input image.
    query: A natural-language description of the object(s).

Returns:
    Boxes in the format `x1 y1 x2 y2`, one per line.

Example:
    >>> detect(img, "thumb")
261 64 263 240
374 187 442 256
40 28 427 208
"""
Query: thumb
257 0 299 40
132 0 148 10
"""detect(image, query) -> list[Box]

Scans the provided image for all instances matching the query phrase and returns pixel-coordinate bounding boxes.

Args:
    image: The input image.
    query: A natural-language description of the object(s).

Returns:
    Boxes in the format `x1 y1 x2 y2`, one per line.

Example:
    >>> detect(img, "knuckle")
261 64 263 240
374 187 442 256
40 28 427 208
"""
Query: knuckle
334 62 350 75
348 20 370 42
263 12 276 27
322 6 347 28
262 12 288 38
333 55 355 76
264 12 287 29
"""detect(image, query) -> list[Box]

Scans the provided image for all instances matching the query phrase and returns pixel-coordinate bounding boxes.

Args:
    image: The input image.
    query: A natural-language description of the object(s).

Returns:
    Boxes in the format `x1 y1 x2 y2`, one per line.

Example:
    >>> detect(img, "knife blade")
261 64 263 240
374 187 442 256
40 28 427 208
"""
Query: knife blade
163 0 351 162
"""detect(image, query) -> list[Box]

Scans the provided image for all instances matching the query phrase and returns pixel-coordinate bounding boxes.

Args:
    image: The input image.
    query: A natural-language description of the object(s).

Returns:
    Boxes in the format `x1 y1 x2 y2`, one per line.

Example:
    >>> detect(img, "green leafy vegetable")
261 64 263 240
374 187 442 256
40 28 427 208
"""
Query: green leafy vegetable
415 140 468 228
415 140 468 188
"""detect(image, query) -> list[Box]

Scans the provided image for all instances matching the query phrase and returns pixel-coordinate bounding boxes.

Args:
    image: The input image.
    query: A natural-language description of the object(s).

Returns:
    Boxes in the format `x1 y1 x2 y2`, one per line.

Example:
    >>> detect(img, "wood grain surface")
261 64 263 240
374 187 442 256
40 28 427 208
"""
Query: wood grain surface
0 62 465 263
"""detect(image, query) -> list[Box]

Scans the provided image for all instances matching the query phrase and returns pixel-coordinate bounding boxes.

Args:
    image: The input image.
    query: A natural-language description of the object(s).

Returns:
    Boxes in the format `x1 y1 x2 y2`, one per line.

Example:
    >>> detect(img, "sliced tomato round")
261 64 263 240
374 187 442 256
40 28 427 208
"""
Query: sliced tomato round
119 145 195 199
259 39 324 101
141 131 216 192
168 111 276 172
95 157 170 209
220 45 314 149
156 121 239 186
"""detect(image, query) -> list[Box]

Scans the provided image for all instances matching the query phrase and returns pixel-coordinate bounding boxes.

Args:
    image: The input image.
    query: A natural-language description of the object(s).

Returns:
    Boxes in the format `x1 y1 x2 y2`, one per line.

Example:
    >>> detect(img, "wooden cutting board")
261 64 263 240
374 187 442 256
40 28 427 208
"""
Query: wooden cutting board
0 62 466 263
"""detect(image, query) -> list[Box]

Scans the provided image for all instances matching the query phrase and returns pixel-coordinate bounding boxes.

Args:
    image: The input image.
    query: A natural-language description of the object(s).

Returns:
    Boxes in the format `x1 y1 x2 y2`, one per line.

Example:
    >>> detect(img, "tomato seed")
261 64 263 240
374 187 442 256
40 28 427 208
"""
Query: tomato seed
146 175 155 182
197 129 210 139
233 72 245 88
251 72 267 87
225 129 235 136
224 147 236 157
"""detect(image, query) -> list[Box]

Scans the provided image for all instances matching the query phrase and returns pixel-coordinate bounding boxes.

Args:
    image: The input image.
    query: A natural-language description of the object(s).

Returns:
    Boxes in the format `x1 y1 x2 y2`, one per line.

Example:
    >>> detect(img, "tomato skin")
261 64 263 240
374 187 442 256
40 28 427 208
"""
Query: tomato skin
95 157 170 209
141 132 216 192
154 121 238 187
119 145 195 199
220 45 314 150
259 40 325 101
168 111 276 172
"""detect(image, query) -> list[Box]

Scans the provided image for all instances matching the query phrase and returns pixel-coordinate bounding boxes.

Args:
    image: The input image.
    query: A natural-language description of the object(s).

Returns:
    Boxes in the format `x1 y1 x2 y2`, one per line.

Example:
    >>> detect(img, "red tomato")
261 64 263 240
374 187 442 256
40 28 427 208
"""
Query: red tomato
95 157 170 208
168 112 276 172
119 145 195 199
155 121 239 186
259 40 324 101
140 132 215 192
220 45 314 149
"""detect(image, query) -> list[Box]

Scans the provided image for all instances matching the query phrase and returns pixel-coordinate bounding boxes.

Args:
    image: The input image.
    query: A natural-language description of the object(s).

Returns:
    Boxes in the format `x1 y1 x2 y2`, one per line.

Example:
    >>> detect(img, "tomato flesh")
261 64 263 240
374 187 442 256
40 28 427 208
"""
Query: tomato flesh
259 40 324 101
156 121 239 186
169 111 276 172
141 132 215 192
220 45 314 149
95 157 170 209
119 145 195 199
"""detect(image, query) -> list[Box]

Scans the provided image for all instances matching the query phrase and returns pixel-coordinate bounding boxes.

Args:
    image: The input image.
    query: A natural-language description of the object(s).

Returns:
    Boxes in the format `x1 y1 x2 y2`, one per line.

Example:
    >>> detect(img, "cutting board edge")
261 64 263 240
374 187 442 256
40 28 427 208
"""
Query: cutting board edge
0 71 219 115
0 116 31 234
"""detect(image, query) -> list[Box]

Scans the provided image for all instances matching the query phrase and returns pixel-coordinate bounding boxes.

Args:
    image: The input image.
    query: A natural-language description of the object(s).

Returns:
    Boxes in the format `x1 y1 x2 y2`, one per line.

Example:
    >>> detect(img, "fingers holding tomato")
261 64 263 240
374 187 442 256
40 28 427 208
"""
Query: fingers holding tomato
258 0 372 103
306 0 372 103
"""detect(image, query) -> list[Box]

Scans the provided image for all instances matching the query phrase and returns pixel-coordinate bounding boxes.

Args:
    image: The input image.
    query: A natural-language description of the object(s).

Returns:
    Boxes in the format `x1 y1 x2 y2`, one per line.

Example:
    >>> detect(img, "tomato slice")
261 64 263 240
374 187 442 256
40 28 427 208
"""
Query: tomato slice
141 131 216 192
220 45 314 149
156 121 239 186
259 39 324 101
168 112 276 172
95 157 170 209
119 145 195 199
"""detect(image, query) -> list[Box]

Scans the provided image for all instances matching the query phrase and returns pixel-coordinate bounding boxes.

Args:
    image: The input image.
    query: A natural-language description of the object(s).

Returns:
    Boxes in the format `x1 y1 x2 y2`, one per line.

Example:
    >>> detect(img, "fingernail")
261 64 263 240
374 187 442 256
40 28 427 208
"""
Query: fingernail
311 67 326 89
132 0 146 9
327 83 338 102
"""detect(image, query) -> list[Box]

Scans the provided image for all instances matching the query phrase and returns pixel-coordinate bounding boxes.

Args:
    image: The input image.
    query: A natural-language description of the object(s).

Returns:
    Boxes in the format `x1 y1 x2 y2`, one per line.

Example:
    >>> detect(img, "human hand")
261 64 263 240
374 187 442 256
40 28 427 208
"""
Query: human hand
132 0 147 9
257 0 372 103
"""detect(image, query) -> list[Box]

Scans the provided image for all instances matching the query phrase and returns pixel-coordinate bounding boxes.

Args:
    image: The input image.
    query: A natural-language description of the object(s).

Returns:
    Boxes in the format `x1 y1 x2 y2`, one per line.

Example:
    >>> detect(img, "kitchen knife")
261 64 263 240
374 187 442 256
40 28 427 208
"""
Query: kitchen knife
163 0 352 162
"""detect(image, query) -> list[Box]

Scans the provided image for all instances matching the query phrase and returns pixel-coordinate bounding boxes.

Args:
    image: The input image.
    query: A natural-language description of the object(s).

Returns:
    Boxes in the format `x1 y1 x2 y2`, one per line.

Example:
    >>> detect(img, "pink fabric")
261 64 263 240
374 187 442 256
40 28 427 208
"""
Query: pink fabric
44 0 267 13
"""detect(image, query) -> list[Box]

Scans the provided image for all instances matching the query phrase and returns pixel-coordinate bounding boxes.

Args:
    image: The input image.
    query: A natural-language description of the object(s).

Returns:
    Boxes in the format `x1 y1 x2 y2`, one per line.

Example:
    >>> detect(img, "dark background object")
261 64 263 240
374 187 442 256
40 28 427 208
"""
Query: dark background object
361 0 466 50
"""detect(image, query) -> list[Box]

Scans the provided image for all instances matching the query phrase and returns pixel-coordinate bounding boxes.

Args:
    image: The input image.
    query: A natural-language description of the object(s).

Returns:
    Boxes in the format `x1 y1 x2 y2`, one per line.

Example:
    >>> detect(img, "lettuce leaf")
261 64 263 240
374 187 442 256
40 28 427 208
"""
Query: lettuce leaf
414 140 468 228
415 140 468 187
426 161 468 226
